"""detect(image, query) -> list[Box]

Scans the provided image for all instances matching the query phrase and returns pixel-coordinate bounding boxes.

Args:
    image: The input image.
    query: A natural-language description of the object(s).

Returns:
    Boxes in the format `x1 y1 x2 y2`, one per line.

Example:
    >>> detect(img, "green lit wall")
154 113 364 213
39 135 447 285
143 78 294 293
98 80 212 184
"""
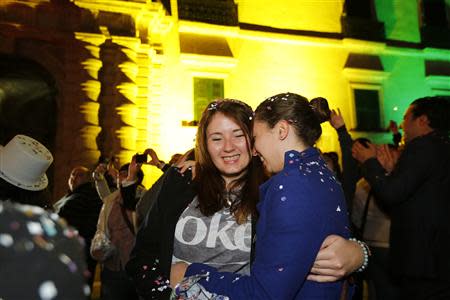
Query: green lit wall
376 0 421 42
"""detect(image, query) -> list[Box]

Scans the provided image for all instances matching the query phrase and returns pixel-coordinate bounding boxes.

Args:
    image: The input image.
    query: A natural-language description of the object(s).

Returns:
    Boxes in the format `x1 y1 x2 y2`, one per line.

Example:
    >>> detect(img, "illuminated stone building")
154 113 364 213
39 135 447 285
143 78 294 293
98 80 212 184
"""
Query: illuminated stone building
0 0 449 198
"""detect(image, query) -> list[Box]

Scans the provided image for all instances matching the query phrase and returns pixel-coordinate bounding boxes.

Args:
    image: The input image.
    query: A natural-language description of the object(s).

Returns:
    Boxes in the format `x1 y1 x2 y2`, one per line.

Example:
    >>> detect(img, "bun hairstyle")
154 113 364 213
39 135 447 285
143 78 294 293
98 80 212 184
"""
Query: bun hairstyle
254 93 330 146
310 97 331 123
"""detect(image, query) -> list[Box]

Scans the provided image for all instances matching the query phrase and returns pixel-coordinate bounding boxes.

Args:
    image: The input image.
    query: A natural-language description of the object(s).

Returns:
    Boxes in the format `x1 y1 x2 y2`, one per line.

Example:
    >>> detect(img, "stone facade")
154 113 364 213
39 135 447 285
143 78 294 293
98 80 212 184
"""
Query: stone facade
0 0 170 200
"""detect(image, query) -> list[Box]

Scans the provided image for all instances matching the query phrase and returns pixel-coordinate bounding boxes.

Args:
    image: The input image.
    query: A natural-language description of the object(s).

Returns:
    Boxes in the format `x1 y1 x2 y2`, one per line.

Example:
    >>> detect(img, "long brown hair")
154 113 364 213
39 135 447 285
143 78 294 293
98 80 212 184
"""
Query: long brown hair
194 99 265 224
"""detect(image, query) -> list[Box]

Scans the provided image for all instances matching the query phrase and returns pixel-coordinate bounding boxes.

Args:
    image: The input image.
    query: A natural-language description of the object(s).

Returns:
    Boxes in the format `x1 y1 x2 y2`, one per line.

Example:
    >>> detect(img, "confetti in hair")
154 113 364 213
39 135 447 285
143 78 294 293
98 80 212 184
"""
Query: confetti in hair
207 102 219 111
206 99 255 123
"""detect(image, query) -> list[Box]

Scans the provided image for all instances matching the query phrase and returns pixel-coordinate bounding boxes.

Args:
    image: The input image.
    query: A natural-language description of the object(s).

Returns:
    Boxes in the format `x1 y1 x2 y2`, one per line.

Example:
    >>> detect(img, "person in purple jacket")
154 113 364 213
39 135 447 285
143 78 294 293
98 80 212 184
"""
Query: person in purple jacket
171 93 353 299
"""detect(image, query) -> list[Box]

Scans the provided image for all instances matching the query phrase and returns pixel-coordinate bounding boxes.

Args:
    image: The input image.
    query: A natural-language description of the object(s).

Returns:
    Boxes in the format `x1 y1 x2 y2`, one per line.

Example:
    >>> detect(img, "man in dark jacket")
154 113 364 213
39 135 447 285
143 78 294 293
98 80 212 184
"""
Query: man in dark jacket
352 96 450 299
55 166 103 288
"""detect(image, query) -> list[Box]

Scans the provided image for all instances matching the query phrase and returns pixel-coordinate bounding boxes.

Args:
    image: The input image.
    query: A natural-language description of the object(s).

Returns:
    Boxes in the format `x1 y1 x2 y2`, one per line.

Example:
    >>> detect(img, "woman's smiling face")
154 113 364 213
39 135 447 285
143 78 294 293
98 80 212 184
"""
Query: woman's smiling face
206 112 251 186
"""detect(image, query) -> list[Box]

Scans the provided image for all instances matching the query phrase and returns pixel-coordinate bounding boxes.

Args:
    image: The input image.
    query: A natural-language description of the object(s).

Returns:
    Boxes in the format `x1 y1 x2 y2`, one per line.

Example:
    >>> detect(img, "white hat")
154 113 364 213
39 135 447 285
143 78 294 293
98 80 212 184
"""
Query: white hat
0 135 53 191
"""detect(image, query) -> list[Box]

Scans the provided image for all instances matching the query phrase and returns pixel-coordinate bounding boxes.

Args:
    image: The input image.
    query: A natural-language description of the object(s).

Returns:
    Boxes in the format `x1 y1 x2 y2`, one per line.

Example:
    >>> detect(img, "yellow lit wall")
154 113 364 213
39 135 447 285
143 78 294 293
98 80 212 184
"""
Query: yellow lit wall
236 0 344 33
168 22 356 154
156 20 198 158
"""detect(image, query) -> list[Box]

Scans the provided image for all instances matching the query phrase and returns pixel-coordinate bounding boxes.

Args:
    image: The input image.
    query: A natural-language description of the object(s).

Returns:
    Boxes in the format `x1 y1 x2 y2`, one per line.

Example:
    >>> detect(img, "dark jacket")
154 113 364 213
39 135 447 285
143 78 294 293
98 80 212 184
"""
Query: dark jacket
336 125 361 212
55 182 103 285
361 131 450 281
130 169 171 230
125 167 196 300
58 182 103 244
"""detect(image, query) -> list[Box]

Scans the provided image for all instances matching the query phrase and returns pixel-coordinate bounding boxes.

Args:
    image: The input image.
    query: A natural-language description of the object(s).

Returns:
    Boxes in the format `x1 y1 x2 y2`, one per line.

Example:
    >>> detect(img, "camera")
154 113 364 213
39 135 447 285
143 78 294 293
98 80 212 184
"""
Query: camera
135 153 148 163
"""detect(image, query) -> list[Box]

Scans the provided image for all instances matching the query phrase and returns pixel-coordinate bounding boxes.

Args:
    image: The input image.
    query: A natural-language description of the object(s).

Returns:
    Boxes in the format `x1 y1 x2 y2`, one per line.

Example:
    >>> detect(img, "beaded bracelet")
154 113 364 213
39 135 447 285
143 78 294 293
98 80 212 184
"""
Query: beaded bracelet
349 238 370 272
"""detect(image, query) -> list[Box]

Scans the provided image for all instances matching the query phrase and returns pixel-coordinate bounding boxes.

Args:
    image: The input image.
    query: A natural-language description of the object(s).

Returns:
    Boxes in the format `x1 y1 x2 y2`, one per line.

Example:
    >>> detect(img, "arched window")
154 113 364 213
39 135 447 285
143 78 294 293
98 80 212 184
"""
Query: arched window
0 54 57 192
0 55 57 147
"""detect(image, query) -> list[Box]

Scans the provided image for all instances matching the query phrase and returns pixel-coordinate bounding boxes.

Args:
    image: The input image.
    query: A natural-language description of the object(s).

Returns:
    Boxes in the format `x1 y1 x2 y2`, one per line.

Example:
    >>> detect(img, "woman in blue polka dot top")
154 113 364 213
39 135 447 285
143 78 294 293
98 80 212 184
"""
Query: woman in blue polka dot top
174 93 352 300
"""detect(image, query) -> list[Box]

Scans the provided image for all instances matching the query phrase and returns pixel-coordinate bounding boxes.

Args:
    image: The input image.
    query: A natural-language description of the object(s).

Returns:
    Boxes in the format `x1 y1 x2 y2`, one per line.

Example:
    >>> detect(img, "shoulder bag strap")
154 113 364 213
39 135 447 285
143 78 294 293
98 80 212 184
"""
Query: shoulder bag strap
120 204 135 236
359 189 372 238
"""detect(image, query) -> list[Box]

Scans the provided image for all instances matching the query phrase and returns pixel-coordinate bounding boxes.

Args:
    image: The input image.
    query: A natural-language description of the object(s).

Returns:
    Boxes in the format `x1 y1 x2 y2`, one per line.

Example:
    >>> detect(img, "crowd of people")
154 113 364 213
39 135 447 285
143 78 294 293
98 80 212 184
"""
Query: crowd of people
0 94 448 300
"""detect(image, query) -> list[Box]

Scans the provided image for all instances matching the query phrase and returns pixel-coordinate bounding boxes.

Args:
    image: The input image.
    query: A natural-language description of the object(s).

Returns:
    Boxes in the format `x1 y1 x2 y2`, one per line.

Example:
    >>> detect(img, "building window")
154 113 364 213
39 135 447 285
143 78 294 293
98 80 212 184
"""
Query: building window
419 0 450 48
193 77 224 122
180 52 236 127
342 53 389 132
341 0 385 41
354 89 381 131
425 59 450 96
178 0 238 26
421 0 449 28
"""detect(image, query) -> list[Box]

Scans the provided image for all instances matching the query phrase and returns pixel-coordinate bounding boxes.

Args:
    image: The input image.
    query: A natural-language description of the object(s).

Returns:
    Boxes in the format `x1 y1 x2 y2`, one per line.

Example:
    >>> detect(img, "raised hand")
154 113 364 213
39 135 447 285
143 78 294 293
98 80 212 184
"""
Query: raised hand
127 154 142 182
177 160 196 178
144 148 162 167
352 140 377 163
389 120 399 134
329 108 345 129
376 144 399 173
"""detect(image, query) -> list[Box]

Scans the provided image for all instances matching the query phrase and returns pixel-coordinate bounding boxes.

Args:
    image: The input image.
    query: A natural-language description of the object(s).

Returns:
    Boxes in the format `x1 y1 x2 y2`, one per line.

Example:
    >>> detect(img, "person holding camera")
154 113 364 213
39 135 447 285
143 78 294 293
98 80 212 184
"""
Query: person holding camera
91 157 146 300
92 155 121 201
135 148 183 172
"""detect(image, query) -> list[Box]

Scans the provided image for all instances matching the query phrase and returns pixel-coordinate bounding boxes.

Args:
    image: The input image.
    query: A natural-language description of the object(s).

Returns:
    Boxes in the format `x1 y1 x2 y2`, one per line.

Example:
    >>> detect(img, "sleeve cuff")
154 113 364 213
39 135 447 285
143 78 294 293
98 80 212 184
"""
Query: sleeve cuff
185 263 214 277
336 125 347 134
